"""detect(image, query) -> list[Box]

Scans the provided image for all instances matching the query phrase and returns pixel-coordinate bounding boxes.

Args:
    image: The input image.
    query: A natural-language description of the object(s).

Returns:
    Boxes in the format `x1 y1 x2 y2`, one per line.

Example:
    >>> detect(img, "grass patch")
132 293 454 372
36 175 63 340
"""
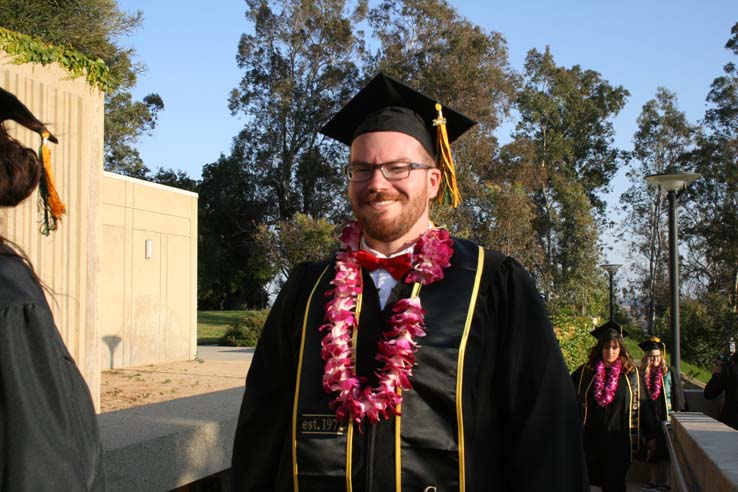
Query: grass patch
198 310 248 344
197 310 265 345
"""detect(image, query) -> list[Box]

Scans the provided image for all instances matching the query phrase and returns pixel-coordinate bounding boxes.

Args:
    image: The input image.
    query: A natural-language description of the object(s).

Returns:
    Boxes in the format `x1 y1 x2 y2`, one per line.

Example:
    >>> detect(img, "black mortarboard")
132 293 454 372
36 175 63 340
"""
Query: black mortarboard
0 87 58 143
320 72 475 154
590 320 628 339
0 86 64 234
320 72 477 207
639 337 665 352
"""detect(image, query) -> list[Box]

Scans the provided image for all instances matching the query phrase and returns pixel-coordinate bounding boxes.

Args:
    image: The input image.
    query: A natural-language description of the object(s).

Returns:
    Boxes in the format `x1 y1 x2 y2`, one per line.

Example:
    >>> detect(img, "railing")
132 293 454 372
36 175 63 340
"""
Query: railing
661 420 689 492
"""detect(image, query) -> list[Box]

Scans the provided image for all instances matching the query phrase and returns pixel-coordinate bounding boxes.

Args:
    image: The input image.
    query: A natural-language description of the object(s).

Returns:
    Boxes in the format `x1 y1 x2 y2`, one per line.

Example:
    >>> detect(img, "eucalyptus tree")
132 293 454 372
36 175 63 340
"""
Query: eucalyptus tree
507 47 629 313
686 22 738 311
620 88 694 331
367 0 522 266
228 0 367 223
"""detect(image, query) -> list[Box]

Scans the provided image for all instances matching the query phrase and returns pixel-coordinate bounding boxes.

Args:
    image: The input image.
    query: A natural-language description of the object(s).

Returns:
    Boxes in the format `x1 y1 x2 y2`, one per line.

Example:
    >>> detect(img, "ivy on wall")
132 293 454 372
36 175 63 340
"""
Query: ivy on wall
0 27 111 92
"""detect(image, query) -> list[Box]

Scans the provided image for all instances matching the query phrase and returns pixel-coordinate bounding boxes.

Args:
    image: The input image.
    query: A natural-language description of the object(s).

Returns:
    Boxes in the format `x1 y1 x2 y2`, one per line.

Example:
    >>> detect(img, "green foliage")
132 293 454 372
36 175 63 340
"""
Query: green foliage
0 0 168 176
500 47 628 312
0 26 111 90
551 311 595 372
198 310 249 344
679 294 738 369
255 213 339 279
197 152 275 310
229 0 365 222
683 22 738 312
104 91 165 176
150 167 199 192
221 310 270 347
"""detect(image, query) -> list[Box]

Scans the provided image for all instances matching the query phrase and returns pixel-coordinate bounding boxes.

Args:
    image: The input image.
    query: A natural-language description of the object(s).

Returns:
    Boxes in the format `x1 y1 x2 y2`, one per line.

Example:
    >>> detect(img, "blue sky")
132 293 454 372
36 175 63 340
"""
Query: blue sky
117 0 735 268
119 0 736 182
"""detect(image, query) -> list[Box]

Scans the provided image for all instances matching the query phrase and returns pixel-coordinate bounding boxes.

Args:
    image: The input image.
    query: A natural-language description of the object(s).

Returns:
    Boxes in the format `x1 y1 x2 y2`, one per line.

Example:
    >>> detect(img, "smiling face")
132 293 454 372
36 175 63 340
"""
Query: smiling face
648 350 662 367
348 131 440 254
602 340 621 366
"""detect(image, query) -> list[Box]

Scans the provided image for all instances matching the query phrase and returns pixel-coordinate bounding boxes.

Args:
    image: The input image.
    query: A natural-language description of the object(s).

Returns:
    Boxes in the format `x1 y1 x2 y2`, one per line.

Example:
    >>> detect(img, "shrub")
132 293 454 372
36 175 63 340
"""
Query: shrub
552 312 595 372
220 310 270 347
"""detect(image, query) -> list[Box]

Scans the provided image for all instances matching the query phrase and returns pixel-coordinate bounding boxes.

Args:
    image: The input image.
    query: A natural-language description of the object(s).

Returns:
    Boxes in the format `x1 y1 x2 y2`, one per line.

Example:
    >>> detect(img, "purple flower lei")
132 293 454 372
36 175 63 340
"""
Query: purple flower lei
593 359 622 407
319 221 453 426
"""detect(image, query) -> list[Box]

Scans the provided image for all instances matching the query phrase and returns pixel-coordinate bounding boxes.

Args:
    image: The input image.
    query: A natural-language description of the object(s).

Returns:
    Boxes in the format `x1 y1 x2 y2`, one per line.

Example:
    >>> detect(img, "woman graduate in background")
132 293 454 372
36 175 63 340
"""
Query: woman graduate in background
0 87 106 491
638 337 673 491
572 321 658 492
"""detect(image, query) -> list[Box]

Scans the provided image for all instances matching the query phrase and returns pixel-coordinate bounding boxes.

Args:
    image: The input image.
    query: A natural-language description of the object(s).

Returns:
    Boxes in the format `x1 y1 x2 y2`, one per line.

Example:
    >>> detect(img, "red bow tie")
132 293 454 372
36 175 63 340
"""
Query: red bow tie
355 250 412 280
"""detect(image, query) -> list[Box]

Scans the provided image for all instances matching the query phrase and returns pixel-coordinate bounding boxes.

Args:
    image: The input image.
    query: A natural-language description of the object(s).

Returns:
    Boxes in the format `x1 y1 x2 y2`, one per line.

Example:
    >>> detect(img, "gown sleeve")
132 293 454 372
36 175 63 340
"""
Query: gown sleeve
0 302 106 492
704 372 725 400
231 263 310 491
490 256 589 491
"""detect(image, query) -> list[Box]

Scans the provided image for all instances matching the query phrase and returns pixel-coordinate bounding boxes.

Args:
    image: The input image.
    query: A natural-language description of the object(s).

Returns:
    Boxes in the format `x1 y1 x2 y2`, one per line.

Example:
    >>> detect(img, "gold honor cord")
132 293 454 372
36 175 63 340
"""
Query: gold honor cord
624 374 634 455
345 280 363 492
291 265 330 492
456 247 485 492
395 282 422 492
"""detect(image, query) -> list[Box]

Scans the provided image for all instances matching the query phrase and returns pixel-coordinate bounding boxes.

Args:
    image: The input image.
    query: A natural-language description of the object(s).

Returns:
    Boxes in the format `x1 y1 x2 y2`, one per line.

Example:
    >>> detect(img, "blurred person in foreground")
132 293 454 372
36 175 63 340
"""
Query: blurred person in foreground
704 350 738 431
0 87 106 491
572 322 658 492
231 72 588 491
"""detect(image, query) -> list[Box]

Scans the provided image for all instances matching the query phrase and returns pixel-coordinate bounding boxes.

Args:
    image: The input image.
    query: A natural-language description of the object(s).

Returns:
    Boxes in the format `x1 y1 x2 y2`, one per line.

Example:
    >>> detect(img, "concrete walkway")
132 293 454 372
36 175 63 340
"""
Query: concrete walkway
197 344 255 363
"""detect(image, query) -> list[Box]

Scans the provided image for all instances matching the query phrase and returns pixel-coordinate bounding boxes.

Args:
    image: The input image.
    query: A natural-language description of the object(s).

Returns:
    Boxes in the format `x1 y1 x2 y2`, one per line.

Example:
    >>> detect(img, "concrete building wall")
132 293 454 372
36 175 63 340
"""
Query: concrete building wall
100 172 198 369
0 53 104 407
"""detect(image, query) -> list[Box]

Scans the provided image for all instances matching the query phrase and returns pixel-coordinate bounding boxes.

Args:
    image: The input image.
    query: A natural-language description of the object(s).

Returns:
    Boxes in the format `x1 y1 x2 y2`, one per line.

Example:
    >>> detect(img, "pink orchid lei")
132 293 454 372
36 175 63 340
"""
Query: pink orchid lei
319 221 453 426
645 365 663 401
593 359 622 407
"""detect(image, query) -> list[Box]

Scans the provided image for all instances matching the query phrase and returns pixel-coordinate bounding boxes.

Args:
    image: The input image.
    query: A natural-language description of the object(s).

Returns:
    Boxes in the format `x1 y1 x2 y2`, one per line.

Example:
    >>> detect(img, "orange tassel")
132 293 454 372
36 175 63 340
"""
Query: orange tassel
38 131 65 235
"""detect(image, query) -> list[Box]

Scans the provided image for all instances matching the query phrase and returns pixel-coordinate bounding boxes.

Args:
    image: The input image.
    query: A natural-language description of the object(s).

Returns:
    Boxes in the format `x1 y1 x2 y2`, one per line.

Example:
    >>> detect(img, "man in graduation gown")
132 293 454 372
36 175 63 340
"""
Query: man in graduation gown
0 87 106 491
231 72 588 491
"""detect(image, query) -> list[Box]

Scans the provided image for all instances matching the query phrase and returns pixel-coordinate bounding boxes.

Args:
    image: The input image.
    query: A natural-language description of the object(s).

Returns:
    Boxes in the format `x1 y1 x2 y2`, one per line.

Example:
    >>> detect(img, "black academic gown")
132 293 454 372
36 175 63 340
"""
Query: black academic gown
232 237 588 491
0 247 106 491
704 361 738 431
572 364 657 492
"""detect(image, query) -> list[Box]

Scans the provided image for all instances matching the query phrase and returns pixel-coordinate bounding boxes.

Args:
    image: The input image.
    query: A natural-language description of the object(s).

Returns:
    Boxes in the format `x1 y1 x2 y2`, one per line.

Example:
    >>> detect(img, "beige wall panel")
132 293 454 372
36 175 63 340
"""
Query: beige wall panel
0 53 104 408
131 230 163 366
100 172 197 369
102 176 127 207
133 182 193 218
166 235 192 361
133 209 191 237
103 203 126 228
101 224 126 369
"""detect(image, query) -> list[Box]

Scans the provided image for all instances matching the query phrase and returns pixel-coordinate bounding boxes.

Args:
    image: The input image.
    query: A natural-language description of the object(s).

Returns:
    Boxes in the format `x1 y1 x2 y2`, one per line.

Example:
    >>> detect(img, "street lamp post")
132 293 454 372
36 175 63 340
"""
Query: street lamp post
645 171 701 412
600 264 622 321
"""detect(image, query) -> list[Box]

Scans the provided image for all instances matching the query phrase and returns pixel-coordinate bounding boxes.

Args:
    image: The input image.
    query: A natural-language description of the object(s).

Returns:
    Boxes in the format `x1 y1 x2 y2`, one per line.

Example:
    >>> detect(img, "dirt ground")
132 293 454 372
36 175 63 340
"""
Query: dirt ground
100 358 249 413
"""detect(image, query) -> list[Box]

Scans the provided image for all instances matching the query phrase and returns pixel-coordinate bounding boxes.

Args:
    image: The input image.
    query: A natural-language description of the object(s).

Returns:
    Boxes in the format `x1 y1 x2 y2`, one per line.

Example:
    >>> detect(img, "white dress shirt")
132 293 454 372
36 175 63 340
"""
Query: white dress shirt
360 239 415 309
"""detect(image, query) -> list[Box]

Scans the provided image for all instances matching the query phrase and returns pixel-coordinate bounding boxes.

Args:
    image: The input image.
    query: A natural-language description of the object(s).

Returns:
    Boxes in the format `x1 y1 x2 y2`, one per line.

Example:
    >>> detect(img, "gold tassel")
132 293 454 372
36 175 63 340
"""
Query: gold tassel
433 102 461 208
38 131 65 235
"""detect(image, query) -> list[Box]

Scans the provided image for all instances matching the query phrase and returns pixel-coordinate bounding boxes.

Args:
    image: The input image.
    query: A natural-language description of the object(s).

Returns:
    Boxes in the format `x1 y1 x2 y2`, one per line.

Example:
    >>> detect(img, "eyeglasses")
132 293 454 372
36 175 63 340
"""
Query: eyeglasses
344 161 434 182
648 355 661 360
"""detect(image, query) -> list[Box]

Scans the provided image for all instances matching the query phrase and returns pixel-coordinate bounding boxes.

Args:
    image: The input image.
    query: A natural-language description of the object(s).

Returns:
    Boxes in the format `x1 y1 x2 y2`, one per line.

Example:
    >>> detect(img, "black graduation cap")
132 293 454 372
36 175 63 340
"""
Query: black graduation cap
639 337 665 352
0 85 65 234
0 86 58 143
320 72 477 208
590 320 628 339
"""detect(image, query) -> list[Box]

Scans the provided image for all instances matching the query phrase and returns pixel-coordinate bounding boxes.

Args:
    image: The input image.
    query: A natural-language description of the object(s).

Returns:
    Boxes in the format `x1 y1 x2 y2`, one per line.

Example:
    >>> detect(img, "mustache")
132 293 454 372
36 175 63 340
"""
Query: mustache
360 191 404 203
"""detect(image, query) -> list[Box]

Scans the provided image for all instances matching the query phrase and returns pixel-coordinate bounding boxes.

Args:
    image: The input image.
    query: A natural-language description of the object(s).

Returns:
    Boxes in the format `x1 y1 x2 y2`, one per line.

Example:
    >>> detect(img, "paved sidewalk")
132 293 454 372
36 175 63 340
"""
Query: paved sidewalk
196 344 255 363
